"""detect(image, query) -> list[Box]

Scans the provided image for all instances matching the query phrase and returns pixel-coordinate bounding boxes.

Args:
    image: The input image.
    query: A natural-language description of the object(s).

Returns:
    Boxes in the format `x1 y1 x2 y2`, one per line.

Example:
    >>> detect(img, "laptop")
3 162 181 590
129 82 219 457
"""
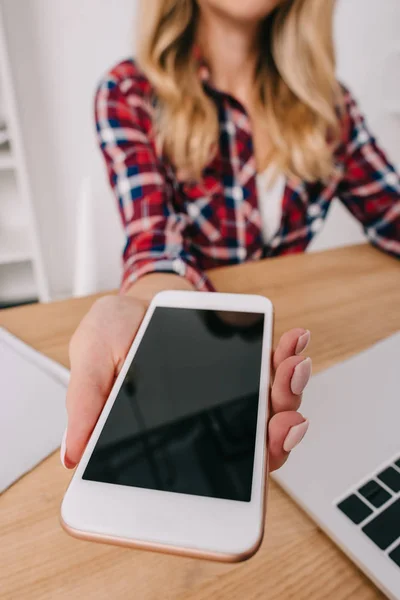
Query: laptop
273 332 400 600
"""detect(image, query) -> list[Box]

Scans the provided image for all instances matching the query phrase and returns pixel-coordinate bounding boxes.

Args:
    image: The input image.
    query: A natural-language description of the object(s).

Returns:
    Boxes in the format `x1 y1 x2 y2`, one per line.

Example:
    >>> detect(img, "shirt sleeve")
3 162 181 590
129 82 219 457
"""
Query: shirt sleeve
95 73 214 293
336 88 400 258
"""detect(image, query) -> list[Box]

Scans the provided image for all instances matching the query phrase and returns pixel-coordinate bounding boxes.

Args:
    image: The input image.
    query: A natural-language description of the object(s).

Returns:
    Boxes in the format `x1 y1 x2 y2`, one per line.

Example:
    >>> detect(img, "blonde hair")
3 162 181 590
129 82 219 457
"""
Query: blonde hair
137 0 341 182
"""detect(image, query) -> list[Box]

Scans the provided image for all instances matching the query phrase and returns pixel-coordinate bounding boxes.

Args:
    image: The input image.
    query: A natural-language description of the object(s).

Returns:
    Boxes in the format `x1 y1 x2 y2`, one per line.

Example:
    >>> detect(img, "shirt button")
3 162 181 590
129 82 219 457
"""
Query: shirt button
308 203 321 218
237 247 246 260
172 259 186 277
188 202 200 219
357 130 369 145
232 187 243 202
311 218 324 233
385 172 398 187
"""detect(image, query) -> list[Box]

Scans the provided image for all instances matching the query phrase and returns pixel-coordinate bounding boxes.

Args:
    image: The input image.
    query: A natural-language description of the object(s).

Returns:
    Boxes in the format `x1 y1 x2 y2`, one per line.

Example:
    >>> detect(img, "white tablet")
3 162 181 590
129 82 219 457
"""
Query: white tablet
61 291 273 562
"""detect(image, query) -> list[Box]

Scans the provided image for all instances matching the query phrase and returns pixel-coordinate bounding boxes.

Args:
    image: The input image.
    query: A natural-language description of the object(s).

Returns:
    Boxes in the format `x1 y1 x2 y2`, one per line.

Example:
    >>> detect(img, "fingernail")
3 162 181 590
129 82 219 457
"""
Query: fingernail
295 330 310 355
283 419 309 453
60 428 68 469
291 357 312 395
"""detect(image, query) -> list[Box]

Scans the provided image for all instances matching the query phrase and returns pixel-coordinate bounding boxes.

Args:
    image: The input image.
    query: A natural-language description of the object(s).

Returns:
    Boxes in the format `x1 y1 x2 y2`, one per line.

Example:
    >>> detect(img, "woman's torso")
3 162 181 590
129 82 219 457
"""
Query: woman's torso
96 59 400 282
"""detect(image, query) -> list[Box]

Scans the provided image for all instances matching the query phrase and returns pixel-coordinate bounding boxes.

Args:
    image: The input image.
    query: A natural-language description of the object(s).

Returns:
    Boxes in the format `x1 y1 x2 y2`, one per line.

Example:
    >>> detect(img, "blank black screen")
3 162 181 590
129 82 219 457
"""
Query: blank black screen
83 307 264 502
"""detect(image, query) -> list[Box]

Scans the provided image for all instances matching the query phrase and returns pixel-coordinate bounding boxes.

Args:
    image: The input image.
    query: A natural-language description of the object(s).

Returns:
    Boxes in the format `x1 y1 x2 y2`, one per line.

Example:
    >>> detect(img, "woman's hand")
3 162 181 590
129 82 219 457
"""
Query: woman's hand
62 295 311 472
63 295 146 468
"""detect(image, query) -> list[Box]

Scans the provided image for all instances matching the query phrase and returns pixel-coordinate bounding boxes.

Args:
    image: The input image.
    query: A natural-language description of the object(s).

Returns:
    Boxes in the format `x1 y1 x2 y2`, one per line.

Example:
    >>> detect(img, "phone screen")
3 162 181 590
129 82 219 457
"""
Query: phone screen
83 307 265 502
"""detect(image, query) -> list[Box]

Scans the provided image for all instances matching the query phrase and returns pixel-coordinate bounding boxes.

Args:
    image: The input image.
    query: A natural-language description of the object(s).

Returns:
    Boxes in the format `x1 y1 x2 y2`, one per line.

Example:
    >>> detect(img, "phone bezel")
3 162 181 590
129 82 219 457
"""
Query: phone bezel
61 291 273 561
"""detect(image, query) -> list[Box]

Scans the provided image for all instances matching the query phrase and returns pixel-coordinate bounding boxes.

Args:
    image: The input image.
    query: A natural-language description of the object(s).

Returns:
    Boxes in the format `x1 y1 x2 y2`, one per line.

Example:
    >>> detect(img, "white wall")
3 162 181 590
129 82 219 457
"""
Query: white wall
2 0 137 298
336 0 400 161
310 0 400 252
1 0 399 298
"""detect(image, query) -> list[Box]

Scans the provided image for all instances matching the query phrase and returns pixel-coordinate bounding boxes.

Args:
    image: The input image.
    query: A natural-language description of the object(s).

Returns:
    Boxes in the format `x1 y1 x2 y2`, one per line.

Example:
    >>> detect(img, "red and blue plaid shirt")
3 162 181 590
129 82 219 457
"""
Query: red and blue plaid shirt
95 59 400 292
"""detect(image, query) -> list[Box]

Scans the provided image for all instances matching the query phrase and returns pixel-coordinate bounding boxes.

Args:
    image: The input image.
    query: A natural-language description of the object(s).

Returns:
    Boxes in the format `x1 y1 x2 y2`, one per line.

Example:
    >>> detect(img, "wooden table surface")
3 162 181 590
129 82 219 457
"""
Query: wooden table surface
1 245 399 600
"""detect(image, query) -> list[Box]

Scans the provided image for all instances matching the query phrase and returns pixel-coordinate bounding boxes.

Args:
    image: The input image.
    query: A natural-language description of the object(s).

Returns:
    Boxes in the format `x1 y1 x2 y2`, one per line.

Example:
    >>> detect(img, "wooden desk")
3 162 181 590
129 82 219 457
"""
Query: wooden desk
1 245 399 600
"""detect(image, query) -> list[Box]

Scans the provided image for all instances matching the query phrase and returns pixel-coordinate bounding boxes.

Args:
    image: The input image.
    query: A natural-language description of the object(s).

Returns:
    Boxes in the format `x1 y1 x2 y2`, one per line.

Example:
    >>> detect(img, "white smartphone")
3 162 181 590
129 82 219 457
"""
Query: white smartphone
61 291 274 562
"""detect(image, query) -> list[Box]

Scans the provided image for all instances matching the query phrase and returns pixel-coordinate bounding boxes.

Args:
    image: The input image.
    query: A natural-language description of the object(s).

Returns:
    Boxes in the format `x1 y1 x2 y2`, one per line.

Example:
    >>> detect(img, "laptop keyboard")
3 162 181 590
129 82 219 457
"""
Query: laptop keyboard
337 456 400 568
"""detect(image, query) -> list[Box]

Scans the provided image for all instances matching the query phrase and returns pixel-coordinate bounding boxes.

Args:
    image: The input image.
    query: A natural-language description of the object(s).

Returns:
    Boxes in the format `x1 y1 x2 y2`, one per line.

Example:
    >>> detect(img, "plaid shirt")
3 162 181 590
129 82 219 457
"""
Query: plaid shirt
95 59 400 292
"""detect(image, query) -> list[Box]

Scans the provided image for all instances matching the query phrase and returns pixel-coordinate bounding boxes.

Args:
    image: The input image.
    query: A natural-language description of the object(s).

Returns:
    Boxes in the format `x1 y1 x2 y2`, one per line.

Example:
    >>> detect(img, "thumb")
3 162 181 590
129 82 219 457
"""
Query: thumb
62 295 145 468
63 338 115 468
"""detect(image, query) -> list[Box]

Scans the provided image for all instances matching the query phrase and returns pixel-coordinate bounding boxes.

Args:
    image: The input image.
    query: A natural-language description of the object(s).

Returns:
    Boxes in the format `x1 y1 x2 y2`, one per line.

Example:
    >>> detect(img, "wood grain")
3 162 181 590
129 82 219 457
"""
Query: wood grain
1 245 398 600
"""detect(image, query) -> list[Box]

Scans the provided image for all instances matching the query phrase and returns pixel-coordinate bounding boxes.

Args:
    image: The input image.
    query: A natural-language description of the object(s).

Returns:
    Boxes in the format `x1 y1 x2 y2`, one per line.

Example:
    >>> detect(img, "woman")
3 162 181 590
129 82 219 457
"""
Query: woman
61 0 399 471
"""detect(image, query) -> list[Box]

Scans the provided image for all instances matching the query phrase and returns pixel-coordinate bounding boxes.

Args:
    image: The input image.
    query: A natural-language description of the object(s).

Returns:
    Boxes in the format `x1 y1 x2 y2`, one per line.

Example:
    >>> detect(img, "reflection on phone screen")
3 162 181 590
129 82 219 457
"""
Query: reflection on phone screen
83 307 265 502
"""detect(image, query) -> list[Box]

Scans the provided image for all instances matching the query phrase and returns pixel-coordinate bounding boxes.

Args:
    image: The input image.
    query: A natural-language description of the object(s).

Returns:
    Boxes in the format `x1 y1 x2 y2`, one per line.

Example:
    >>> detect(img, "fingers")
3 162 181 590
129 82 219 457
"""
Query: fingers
268 328 312 471
271 355 312 414
273 328 310 371
268 411 309 472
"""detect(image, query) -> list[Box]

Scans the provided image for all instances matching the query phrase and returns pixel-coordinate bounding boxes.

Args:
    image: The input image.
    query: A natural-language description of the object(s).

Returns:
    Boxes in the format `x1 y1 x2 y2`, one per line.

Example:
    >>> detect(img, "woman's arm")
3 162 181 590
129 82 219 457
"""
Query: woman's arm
336 87 400 258
95 63 214 295
125 272 194 304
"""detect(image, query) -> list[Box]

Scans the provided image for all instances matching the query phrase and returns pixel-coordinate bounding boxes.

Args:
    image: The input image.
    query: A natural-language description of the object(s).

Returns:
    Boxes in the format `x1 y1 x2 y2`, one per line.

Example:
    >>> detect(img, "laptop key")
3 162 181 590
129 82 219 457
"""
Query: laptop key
395 458 400 470
377 467 400 493
337 494 372 525
358 480 391 508
389 543 400 568
362 499 400 550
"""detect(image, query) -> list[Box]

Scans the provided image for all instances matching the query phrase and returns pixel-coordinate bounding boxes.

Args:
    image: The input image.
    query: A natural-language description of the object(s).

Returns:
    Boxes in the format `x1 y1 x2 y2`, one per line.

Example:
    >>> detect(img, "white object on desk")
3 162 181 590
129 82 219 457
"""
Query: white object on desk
274 332 400 600
0 327 69 493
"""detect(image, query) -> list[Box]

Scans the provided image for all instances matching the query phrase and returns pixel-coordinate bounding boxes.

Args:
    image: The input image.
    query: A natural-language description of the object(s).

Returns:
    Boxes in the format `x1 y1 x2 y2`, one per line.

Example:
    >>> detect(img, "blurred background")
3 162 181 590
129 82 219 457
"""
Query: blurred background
0 0 399 307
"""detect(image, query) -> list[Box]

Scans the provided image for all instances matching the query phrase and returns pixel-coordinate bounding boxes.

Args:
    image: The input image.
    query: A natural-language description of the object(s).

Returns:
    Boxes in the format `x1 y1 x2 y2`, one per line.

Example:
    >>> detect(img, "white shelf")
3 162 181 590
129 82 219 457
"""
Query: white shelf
0 227 32 264
0 142 15 170
0 5 50 303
